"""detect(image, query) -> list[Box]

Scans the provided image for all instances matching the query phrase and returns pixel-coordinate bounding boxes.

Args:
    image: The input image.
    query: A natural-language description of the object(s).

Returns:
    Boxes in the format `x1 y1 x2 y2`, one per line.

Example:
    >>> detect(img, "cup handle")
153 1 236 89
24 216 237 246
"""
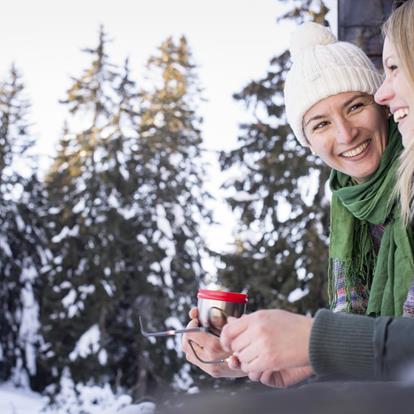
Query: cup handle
188 339 227 365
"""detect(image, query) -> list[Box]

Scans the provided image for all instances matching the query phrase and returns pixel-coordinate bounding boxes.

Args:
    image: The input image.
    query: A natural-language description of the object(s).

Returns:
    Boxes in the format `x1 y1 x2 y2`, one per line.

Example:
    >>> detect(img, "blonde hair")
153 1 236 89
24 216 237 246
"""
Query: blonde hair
383 0 414 225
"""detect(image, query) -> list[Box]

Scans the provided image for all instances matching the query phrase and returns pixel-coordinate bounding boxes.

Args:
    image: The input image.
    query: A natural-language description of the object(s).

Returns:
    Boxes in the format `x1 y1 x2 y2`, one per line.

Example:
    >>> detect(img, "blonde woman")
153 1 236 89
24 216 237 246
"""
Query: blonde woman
375 0 414 226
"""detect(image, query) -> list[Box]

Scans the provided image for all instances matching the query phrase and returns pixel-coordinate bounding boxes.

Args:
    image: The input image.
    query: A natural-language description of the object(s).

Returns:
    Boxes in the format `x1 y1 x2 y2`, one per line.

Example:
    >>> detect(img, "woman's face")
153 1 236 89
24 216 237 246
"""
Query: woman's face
375 36 414 148
303 91 388 183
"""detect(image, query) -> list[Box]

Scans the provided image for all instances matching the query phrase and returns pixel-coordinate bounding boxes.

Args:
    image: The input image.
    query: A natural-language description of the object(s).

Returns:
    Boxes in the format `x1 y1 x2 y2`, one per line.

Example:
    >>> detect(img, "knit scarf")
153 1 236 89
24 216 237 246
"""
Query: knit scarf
329 120 414 316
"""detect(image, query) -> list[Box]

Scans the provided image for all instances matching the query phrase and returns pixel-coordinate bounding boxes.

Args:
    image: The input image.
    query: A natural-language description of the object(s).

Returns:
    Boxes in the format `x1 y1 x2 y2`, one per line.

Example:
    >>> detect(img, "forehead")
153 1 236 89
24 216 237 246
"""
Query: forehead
304 92 370 122
382 36 397 61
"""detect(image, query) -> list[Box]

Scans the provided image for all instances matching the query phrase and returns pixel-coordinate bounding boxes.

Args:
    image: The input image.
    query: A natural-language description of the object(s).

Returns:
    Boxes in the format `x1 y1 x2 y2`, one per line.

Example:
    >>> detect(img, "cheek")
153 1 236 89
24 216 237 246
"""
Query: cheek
402 113 414 147
309 141 330 159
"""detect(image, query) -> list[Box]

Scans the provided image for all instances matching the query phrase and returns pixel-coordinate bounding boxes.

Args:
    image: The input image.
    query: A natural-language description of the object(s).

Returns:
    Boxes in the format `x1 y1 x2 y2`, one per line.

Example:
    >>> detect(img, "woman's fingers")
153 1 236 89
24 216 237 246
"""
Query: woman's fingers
189 307 198 319
248 371 262 382
228 331 251 354
220 315 248 352
182 319 201 353
226 354 241 370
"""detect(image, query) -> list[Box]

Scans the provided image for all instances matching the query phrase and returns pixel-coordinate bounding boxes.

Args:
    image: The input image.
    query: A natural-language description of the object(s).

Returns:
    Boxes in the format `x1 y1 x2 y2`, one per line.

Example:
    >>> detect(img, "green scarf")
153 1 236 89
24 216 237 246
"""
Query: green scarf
329 120 414 316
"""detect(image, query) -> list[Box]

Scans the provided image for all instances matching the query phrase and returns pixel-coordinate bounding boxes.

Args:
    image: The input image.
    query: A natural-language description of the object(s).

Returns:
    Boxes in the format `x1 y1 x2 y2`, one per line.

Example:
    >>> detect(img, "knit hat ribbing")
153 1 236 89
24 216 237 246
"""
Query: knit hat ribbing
284 22 383 147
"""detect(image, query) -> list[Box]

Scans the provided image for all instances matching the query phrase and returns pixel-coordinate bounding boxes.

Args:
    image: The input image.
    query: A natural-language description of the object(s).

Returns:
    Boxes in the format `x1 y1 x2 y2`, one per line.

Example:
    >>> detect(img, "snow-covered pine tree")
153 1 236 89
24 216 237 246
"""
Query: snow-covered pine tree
39 27 164 396
0 65 49 389
132 35 213 394
39 28 211 400
217 0 331 315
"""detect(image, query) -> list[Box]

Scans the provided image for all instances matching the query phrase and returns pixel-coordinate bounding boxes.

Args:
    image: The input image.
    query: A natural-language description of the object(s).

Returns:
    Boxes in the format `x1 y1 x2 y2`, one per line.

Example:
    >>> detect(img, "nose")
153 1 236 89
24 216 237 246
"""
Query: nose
374 77 393 106
335 117 358 144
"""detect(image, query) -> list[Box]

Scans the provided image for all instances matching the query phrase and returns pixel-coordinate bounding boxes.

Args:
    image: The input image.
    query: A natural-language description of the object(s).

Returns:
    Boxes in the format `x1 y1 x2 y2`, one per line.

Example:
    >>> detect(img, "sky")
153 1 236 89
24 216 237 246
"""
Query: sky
0 0 290 157
0 0 337 260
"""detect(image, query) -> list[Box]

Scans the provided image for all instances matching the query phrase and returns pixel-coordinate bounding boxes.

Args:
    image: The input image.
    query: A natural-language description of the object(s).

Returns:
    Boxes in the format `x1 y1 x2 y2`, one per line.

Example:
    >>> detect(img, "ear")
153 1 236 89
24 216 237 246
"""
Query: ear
302 131 314 153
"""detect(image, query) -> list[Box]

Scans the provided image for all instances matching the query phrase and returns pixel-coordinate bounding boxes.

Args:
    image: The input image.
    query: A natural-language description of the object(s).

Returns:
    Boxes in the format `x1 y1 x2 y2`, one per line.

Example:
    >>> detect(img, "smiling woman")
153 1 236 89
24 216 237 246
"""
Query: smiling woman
303 92 387 183
374 0 414 226
282 22 414 317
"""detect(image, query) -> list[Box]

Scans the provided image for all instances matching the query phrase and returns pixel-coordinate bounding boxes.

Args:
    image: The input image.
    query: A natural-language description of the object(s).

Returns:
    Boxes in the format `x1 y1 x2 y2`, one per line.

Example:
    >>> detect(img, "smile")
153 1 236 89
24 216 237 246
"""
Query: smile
341 140 370 158
394 107 409 123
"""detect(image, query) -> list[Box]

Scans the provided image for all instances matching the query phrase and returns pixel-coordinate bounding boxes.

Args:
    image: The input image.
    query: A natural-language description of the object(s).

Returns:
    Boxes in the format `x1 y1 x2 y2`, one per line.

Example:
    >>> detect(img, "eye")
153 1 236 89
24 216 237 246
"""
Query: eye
349 102 364 112
389 64 398 72
312 121 328 131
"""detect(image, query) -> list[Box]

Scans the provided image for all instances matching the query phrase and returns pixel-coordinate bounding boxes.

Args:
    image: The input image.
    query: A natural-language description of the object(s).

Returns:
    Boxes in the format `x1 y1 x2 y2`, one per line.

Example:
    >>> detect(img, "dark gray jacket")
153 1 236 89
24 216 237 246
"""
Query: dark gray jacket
310 309 414 380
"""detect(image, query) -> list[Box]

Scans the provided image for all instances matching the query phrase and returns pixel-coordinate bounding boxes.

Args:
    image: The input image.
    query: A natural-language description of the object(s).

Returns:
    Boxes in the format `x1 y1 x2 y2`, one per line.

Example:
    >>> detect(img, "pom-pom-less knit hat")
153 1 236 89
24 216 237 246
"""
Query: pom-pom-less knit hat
283 22 383 147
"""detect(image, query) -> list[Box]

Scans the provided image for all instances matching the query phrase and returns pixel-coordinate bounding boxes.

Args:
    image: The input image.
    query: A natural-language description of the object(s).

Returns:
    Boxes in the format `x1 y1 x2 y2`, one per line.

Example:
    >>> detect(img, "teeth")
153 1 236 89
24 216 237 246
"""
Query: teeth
342 141 369 158
394 108 409 123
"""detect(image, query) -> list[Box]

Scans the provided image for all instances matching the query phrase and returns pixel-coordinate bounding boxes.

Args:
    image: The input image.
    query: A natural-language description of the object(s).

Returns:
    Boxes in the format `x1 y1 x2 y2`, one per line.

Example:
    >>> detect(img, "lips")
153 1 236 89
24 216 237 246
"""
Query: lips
340 140 370 158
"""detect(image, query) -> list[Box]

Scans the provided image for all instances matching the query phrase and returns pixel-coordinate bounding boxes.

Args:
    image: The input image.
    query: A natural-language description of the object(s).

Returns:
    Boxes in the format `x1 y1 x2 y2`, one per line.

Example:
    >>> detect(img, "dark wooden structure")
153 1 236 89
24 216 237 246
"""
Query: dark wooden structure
337 0 395 70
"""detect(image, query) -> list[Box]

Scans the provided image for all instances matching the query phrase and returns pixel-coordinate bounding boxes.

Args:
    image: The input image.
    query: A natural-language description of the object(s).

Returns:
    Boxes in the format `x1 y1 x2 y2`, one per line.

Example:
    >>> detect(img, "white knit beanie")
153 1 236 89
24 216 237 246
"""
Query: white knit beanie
283 22 383 147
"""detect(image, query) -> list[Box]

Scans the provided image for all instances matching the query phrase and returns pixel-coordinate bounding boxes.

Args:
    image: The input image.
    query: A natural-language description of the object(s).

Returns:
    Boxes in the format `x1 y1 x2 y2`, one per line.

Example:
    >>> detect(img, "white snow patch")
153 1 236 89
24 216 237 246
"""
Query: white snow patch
73 198 86 214
98 349 108 365
43 373 147 414
52 225 80 243
0 236 12 256
276 197 292 223
19 279 40 376
69 324 100 361
62 289 77 308
298 169 320 207
0 382 45 414
156 205 173 239
288 287 309 303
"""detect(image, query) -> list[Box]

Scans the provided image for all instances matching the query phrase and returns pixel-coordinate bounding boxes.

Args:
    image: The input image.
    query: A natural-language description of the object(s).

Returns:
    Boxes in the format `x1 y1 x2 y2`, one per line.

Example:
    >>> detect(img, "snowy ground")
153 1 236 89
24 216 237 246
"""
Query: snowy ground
0 382 45 414
0 382 155 414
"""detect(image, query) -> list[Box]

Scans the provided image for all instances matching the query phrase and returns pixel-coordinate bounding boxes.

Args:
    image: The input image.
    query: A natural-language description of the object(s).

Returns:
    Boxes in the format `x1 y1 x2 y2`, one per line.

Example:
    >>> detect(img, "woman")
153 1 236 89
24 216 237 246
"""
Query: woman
183 19 414 386
375 0 414 227
221 3 414 385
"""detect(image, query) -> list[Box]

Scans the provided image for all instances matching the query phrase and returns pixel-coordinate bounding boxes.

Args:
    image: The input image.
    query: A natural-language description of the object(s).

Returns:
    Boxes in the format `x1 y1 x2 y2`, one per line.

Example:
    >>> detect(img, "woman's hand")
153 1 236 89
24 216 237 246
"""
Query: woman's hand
181 307 246 378
220 309 314 375
247 366 314 388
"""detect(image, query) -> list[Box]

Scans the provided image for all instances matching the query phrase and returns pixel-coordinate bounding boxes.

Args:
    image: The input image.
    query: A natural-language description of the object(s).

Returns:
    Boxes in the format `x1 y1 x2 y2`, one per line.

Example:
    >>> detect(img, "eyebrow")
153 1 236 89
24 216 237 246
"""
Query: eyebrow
303 93 368 127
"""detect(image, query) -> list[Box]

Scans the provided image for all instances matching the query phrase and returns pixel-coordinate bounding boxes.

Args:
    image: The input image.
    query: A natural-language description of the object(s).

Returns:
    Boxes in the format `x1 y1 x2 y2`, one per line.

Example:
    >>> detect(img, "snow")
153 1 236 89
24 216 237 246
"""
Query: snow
51 225 80 243
62 289 77 309
108 191 120 209
98 349 108 365
298 168 320 207
69 324 101 361
19 278 40 377
156 204 173 239
0 382 45 414
288 287 309 303
0 381 156 414
101 280 113 296
276 196 292 223
0 235 12 256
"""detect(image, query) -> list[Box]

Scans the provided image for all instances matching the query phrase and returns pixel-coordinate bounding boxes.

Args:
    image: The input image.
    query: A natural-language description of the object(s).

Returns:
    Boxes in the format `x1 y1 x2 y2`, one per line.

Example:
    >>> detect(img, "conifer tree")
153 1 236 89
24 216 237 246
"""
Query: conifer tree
134 35 212 392
40 29 211 399
218 0 331 314
39 27 159 395
0 65 48 388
